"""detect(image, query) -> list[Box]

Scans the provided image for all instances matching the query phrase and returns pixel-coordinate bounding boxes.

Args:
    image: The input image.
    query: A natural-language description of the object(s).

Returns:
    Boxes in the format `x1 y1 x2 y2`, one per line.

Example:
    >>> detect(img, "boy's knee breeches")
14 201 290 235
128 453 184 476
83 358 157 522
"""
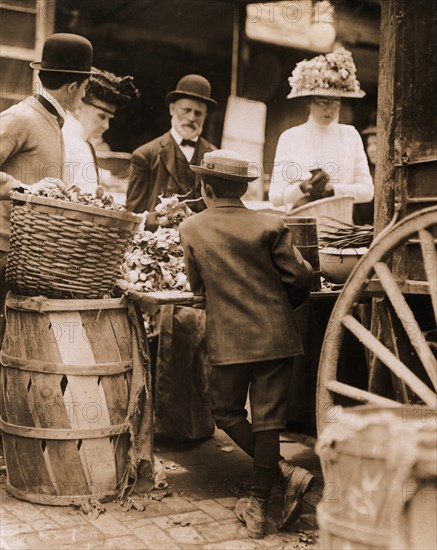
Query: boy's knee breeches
210 357 293 432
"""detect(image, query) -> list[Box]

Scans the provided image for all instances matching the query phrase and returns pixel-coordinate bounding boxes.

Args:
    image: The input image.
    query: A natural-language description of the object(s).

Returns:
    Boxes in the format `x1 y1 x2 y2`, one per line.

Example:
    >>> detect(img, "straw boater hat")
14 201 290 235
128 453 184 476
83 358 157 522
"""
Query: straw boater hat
30 33 97 75
190 150 258 182
165 74 218 112
287 47 365 99
82 68 141 115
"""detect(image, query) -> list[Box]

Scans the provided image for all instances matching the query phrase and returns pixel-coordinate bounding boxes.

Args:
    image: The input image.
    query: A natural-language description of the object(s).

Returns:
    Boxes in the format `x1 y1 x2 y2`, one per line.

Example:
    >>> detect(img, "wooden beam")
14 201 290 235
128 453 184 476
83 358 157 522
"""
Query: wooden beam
374 0 397 236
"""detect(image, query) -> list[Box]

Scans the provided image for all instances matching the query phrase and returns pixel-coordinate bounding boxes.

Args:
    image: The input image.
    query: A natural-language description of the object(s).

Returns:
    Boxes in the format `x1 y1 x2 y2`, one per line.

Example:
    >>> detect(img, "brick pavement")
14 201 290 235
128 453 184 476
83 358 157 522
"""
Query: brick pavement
0 430 322 549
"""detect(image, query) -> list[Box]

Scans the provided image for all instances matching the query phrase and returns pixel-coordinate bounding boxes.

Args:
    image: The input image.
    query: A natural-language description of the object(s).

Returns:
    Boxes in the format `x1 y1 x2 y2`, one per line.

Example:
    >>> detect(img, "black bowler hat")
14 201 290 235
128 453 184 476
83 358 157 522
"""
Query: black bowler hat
165 74 218 112
30 33 97 75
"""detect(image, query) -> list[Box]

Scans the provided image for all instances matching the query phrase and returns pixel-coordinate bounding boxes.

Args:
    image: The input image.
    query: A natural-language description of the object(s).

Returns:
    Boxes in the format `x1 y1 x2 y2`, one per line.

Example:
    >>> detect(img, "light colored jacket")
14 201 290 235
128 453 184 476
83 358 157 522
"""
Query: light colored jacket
0 98 64 251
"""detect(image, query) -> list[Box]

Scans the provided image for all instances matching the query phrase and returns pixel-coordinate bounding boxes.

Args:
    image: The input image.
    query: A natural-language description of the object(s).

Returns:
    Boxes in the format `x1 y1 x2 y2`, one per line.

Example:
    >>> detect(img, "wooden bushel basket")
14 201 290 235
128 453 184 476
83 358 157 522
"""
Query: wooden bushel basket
6 192 142 299
0 294 132 505
316 405 437 549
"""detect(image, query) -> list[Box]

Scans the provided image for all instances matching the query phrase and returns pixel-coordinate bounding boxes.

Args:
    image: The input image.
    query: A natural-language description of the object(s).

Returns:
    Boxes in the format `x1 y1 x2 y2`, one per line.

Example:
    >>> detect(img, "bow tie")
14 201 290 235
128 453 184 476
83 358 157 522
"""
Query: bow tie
180 139 197 147
35 94 64 128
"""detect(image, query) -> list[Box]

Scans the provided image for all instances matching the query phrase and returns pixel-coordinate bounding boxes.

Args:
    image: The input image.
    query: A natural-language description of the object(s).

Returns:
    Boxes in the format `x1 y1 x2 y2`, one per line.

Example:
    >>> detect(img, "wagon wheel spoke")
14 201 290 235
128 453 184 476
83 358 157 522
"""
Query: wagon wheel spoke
373 261 437 390
419 228 437 323
342 314 437 407
326 380 398 406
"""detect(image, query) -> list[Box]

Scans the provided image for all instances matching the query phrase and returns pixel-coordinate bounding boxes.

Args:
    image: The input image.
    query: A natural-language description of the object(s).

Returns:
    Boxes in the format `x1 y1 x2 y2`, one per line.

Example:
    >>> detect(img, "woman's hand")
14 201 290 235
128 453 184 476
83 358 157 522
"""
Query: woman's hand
299 179 313 194
307 169 330 199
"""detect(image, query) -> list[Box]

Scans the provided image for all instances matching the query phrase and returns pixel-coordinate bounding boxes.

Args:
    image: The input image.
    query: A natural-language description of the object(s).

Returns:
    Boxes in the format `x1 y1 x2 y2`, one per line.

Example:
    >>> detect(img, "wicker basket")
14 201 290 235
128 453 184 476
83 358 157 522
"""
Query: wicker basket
6 192 143 299
285 195 354 225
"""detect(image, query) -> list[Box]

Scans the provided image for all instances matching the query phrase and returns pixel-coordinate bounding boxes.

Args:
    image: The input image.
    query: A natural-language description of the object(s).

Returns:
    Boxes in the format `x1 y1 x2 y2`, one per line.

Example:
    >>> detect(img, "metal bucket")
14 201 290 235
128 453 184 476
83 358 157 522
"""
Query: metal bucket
283 216 321 291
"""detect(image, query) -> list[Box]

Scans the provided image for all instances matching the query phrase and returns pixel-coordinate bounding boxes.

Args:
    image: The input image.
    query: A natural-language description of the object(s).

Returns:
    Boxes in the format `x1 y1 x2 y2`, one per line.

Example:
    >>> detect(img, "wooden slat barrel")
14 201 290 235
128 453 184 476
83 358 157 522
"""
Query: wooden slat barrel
0 293 132 505
316 405 437 549
283 216 322 291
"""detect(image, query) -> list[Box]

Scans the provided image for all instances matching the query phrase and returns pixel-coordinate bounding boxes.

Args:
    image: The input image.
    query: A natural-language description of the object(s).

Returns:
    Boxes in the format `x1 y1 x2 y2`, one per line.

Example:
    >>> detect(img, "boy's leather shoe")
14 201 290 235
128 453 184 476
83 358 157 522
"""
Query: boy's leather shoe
235 496 268 539
277 460 314 530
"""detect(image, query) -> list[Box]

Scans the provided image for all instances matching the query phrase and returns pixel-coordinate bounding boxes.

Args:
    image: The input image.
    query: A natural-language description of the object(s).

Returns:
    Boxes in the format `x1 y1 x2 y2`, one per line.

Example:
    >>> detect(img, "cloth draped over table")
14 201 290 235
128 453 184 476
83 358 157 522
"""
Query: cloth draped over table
119 301 154 498
154 305 215 441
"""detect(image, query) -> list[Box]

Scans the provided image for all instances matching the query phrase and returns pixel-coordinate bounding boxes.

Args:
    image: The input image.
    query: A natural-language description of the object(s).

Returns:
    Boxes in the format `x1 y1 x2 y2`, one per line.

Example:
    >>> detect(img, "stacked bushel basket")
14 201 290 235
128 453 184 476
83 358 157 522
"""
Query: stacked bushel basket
1 192 142 505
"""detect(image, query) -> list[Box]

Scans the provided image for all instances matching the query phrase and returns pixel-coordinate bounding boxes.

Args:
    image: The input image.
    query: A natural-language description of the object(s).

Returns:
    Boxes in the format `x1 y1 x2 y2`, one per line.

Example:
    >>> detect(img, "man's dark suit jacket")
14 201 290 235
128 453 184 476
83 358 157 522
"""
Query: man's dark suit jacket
126 131 215 213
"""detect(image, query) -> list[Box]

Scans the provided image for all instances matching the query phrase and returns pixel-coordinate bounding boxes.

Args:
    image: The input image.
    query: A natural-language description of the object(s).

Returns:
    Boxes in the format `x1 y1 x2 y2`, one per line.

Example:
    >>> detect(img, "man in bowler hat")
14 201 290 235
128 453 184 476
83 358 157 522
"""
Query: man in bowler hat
0 32 95 344
126 74 217 228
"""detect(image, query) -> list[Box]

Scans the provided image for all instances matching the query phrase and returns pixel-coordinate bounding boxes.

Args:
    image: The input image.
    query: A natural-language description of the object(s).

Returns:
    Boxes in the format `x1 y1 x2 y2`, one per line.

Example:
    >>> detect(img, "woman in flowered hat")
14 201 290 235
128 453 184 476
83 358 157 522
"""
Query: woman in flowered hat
269 48 374 211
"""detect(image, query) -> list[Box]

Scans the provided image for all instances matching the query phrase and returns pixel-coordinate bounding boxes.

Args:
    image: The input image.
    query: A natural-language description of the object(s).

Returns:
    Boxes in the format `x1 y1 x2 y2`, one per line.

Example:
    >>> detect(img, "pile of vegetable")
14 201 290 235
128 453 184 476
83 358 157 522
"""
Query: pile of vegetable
318 218 373 249
152 195 193 227
29 183 125 212
117 226 189 292
117 195 193 293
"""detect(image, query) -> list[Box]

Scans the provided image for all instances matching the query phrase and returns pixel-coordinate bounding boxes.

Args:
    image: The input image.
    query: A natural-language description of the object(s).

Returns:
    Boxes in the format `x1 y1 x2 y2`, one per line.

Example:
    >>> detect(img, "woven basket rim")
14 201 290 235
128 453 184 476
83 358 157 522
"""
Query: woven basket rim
10 192 143 223
288 195 354 213
284 195 354 221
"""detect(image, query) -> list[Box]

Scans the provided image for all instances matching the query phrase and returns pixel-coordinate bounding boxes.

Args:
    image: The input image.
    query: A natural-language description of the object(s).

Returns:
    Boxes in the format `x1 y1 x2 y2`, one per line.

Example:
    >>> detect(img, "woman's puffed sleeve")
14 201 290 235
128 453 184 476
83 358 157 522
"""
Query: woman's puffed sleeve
331 127 374 204
269 129 311 208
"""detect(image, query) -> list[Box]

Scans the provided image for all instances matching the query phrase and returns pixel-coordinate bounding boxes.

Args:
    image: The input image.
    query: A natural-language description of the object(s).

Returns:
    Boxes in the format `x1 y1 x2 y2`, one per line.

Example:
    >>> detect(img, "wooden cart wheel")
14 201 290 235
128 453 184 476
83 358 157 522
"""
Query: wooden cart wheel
316 205 437 435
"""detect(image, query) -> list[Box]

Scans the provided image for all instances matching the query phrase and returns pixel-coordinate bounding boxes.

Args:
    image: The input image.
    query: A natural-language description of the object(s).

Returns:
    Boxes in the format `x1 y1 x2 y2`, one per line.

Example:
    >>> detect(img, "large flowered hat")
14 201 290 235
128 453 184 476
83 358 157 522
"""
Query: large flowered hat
287 47 365 99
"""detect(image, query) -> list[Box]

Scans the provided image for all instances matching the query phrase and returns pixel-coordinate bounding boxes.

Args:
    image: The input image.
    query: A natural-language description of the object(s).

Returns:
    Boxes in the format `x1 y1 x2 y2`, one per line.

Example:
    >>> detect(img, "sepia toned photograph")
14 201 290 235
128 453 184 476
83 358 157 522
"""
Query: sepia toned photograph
0 1 436 548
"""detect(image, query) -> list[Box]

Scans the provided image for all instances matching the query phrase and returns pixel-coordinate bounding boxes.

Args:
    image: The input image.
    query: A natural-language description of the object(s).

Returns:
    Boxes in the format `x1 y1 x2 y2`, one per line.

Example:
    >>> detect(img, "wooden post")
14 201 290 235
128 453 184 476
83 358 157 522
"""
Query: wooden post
375 0 437 292
375 0 437 238
374 0 398 236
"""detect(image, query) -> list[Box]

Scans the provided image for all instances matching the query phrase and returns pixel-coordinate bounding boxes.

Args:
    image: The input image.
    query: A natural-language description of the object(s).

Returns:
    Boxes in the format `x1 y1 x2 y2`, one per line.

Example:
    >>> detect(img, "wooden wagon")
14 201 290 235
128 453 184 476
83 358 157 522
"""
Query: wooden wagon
316 0 437 433
315 8 436 548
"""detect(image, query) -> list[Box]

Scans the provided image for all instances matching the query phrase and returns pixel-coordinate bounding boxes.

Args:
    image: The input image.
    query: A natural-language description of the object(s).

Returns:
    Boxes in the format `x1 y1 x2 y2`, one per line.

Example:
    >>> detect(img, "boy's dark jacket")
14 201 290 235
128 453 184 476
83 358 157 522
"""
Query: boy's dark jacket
179 199 313 365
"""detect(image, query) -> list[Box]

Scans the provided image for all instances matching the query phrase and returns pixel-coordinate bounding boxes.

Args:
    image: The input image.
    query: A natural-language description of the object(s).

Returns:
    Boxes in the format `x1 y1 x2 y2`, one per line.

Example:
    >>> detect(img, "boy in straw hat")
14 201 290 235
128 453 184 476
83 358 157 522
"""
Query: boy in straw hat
0 33 95 344
269 47 373 210
179 150 314 538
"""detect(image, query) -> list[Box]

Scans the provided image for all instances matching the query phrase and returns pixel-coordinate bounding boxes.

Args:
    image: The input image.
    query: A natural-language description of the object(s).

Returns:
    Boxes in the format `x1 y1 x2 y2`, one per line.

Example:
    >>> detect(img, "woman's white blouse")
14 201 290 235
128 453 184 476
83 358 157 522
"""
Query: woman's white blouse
62 113 99 194
269 116 374 208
